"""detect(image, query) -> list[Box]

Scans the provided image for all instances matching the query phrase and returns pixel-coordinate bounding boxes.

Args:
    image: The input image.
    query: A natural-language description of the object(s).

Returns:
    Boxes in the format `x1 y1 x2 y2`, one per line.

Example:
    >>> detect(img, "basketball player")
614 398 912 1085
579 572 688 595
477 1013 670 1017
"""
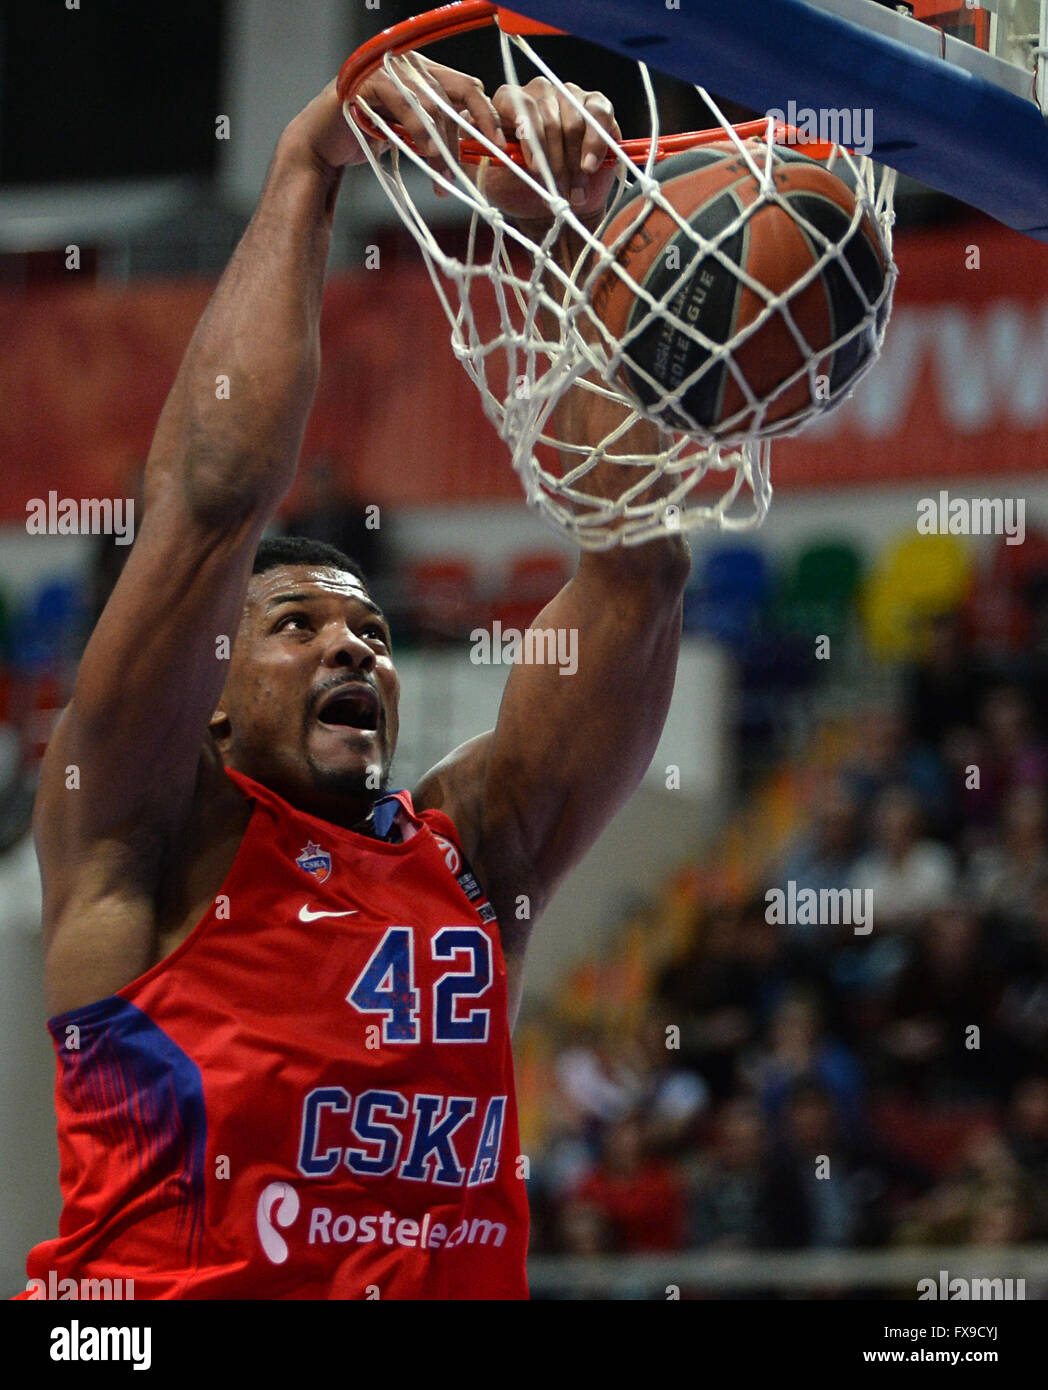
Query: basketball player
21 61 689 1300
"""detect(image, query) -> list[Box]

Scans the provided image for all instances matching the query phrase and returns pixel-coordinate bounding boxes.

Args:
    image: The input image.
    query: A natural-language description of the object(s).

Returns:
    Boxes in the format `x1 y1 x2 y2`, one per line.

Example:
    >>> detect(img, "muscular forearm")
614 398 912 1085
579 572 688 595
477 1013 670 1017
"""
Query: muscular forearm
146 114 345 526
143 60 502 530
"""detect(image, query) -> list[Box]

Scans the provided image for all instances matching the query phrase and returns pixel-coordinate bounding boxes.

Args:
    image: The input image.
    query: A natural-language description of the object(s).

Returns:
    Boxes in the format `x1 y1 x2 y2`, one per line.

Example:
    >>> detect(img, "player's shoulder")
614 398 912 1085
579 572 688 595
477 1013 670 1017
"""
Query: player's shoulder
413 800 466 862
411 730 492 864
412 730 538 935
39 739 250 1014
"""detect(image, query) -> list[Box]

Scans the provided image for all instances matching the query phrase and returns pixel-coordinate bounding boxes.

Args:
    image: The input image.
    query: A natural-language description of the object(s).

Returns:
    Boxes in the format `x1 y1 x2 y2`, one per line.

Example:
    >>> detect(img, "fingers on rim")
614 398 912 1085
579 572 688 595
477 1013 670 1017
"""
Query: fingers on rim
449 73 504 148
579 93 621 172
410 73 492 154
493 81 616 189
378 83 442 159
403 104 451 163
472 93 507 148
559 98 589 175
386 57 462 167
535 93 569 190
506 91 543 171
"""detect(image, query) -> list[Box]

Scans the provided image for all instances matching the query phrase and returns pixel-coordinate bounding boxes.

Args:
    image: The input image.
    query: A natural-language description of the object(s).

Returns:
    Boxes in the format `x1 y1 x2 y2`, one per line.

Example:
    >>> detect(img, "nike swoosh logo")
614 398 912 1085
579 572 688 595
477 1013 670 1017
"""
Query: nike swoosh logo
299 904 358 922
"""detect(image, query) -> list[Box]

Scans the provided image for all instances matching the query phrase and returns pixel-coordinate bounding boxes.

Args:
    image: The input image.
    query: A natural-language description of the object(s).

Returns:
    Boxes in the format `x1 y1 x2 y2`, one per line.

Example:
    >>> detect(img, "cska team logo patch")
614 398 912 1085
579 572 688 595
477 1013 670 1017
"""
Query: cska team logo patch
296 840 332 884
432 834 461 876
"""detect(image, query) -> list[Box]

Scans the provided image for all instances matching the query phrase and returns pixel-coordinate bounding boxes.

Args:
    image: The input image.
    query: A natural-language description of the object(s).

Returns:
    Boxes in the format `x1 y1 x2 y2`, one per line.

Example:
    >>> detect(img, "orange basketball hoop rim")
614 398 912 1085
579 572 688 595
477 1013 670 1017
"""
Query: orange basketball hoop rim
336 0 844 167
332 2 897 548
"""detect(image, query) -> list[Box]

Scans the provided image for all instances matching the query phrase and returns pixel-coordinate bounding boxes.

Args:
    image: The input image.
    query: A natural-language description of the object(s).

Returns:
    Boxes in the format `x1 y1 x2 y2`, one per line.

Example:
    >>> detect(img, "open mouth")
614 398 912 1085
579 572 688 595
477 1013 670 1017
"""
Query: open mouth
314 684 380 733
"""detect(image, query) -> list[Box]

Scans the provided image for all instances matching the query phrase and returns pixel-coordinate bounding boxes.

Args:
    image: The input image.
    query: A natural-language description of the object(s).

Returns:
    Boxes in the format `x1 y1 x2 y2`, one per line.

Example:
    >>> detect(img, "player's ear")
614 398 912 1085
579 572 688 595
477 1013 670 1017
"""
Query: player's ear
211 607 248 747
209 705 232 746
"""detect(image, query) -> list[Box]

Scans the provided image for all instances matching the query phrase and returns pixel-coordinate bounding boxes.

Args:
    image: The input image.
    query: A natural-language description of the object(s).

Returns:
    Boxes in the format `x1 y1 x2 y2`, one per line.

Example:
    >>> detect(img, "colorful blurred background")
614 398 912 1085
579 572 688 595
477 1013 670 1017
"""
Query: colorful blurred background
2 0 1048 1298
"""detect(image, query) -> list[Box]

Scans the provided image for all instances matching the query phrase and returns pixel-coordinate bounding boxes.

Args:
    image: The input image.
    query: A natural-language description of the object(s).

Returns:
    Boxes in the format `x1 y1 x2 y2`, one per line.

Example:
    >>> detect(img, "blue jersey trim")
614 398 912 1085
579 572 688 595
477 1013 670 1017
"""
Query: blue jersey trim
49 995 208 1260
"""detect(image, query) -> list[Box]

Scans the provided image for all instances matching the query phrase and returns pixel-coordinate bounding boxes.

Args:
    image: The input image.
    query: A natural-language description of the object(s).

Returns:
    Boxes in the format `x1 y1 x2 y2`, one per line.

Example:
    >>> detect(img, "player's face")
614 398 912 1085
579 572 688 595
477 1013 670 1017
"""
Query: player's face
213 565 400 823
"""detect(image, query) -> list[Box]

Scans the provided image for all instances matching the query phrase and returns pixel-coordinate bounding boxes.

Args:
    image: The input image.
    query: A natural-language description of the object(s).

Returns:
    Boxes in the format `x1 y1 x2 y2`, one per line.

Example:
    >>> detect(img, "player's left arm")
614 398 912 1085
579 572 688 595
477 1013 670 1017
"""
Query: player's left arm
489 535 690 909
414 80 691 1014
416 532 689 1019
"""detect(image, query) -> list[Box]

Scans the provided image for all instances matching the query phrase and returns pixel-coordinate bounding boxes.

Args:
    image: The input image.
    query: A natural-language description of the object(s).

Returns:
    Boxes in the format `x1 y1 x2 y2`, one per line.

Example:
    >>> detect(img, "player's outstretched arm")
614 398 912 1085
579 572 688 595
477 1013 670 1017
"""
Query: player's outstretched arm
416 81 690 1024
418 507 688 1028
37 70 501 1015
35 83 358 1013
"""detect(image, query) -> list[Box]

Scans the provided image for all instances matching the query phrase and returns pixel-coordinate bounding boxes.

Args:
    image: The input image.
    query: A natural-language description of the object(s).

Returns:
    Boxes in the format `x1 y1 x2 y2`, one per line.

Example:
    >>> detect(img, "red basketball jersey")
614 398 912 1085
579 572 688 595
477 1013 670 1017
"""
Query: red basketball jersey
22 767 530 1300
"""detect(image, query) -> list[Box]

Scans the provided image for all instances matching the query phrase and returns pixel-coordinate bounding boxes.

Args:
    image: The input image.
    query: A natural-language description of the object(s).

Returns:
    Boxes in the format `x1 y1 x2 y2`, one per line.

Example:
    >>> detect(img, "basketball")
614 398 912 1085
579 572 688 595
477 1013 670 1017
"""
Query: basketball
590 143 890 437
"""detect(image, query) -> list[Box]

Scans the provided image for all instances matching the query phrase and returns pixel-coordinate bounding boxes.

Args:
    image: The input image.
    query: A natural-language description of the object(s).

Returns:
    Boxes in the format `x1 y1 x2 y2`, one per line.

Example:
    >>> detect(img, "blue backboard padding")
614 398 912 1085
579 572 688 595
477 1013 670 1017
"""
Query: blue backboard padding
505 0 1048 241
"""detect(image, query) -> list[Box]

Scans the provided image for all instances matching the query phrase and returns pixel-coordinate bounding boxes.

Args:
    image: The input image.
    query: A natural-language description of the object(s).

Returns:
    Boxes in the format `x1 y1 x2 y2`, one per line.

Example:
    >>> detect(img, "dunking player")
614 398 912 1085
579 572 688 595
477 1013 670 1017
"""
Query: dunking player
22 61 689 1299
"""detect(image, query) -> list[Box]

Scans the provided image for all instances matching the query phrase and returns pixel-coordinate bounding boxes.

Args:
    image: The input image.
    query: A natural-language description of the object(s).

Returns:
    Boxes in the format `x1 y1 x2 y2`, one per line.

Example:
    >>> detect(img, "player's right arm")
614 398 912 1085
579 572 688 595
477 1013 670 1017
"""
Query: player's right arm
37 69 503 1017
36 94 347 1017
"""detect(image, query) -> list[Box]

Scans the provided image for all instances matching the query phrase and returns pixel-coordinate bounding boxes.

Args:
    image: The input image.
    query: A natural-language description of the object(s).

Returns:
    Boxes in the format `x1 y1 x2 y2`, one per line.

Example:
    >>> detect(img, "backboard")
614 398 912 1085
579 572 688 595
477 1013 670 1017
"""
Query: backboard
499 0 1048 240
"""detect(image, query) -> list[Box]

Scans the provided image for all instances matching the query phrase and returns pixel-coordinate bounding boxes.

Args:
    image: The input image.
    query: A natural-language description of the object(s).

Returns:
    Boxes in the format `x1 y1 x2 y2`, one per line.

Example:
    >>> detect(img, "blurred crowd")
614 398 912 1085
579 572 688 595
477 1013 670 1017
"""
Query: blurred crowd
527 611 1048 1288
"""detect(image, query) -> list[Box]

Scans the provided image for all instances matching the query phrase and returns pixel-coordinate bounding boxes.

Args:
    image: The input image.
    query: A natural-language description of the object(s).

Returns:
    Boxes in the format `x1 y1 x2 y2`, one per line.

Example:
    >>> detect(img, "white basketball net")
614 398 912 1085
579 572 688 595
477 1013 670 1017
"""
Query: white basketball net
345 24 897 548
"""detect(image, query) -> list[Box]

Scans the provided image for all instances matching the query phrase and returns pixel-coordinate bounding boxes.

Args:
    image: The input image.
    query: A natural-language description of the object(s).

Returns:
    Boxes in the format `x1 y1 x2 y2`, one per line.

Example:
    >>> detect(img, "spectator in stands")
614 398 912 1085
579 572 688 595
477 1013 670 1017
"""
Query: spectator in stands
955 1123 1021 1193
967 784 1048 934
822 926 911 1064
762 1082 863 1249
733 906 792 1007
772 774 863 947
941 721 993 852
553 1027 634 1129
879 902 1004 1103
841 705 951 838
657 903 788 1102
533 1102 598 1205
538 1027 635 1202
688 1098 774 1249
848 786 957 930
902 609 984 752
617 1008 710 1155
1004 1076 1048 1239
902 1126 1035 1249
656 902 740 1019
746 990 867 1143
770 1081 934 1250
574 1112 686 1252
556 1199 614 1256
894 1175 973 1248
968 686 1048 831
996 880 1048 1073
968 1185 1033 1246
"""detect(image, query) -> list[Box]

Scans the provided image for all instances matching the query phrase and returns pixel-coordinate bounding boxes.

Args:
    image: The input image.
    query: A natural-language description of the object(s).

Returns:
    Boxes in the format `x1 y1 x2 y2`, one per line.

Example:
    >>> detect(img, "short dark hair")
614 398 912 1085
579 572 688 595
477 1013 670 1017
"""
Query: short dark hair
252 534 368 589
